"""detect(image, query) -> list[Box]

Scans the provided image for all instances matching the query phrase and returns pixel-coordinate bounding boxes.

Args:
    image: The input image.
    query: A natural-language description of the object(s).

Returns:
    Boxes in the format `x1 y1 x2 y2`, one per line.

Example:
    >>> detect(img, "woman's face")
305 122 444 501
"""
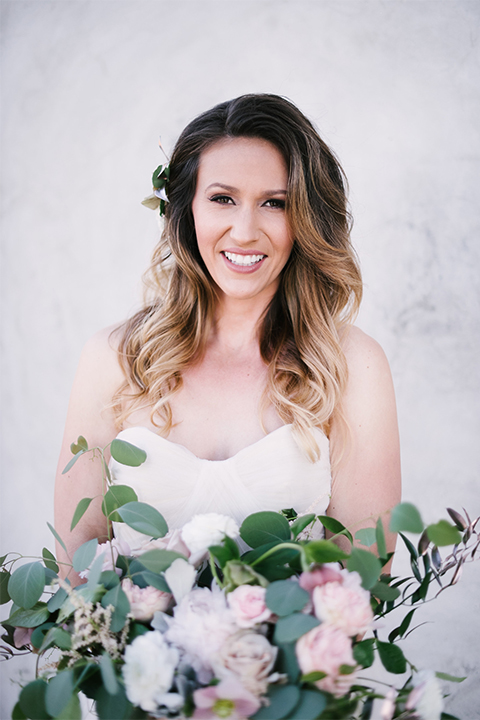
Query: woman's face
191 136 293 306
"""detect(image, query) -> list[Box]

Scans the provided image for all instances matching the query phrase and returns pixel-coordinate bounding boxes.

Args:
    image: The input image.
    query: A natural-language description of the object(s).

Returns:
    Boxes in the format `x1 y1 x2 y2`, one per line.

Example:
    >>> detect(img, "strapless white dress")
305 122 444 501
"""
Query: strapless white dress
110 425 332 552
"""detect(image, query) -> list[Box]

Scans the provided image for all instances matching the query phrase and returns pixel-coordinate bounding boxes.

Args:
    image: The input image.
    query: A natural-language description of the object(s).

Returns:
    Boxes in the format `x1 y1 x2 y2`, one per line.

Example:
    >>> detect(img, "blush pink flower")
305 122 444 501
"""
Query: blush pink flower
13 627 33 649
311 570 373 637
296 624 357 697
121 578 172 620
299 564 343 592
193 676 260 719
227 586 272 628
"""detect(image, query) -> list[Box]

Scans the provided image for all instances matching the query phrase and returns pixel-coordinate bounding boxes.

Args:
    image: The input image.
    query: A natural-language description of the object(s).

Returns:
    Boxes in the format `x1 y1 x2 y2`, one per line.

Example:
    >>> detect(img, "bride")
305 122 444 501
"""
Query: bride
54 94 400 580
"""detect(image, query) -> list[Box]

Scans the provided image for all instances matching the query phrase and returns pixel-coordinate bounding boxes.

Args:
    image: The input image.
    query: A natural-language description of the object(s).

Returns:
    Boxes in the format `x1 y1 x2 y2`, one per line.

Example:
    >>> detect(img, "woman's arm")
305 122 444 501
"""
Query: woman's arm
54 326 125 584
327 327 401 562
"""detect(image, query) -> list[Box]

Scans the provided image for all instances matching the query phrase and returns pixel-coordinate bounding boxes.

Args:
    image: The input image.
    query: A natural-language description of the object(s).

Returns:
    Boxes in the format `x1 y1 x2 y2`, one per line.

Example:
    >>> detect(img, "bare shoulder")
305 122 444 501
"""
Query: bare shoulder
76 324 125 392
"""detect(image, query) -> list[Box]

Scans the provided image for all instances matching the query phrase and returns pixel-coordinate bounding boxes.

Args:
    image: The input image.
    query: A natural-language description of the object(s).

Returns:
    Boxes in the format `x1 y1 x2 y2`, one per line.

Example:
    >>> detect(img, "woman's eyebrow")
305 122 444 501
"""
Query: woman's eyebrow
205 182 287 195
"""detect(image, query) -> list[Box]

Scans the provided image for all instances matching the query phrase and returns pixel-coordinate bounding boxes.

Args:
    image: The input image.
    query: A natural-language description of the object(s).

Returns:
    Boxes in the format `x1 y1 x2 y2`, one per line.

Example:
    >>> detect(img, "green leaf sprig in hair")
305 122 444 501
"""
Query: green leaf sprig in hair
141 140 170 217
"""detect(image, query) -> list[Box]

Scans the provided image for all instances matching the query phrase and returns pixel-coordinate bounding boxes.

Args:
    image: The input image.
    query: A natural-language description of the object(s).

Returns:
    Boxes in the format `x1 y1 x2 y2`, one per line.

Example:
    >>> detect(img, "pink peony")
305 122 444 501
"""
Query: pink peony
299 564 343 592
312 571 373 637
193 676 260 719
296 624 357 697
227 586 272 628
79 537 131 579
121 578 171 620
165 587 238 683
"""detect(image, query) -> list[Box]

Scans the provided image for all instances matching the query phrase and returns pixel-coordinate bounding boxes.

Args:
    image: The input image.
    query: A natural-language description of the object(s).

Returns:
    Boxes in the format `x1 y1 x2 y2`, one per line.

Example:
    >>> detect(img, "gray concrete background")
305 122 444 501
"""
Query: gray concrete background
1 1 479 717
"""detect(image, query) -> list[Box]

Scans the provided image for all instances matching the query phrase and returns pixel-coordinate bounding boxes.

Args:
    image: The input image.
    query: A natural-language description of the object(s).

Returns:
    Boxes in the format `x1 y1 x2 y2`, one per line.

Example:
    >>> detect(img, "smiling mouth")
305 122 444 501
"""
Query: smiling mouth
222 251 266 267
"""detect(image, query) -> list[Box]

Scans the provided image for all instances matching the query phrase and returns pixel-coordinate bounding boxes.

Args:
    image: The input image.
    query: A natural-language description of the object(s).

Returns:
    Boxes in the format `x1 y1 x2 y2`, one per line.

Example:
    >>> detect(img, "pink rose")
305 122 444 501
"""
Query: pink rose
193 677 260 719
299 564 343 592
227 586 272 628
312 572 373 637
296 624 357 697
121 578 172 620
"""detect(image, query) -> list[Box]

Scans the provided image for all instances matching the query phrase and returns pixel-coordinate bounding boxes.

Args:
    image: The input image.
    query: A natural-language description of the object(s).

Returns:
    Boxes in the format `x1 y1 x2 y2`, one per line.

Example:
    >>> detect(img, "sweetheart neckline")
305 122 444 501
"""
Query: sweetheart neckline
117 424 299 463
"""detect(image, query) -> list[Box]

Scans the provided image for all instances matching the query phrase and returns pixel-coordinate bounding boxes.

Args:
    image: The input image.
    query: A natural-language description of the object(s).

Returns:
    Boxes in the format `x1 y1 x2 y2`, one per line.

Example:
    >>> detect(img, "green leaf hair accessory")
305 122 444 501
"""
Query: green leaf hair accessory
141 140 170 217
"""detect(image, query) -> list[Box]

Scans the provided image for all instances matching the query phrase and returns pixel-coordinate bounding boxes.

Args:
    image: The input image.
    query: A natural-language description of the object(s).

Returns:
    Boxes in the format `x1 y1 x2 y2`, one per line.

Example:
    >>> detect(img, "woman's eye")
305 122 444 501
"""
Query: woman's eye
210 195 234 204
264 198 286 209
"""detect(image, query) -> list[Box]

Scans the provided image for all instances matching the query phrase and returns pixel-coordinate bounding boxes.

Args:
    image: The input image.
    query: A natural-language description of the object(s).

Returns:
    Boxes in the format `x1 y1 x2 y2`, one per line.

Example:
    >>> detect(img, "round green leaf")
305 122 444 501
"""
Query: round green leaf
8 562 46 609
110 439 147 467
370 580 401 602
117 501 168 538
45 670 75 717
8 602 50 628
94 682 132 720
389 502 424 534
376 641 407 674
355 528 376 548
286 689 327 720
19 679 49 719
427 520 462 547
265 580 309 616
240 512 291 548
47 586 69 613
346 548 381 590
56 691 81 720
0 570 11 604
73 538 98 573
304 539 350 564
353 638 375 668
133 548 185 574
274 613 320 644
11 702 27 720
102 485 138 522
253 685 300 720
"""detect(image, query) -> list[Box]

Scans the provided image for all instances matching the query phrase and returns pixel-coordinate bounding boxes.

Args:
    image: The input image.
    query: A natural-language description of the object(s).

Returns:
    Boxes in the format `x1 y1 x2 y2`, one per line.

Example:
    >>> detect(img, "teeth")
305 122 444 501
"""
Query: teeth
224 251 265 266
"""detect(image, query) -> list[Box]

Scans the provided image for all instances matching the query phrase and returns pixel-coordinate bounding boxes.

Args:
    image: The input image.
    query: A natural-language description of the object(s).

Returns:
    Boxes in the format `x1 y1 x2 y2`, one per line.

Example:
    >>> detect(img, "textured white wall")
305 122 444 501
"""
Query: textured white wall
1 1 479 717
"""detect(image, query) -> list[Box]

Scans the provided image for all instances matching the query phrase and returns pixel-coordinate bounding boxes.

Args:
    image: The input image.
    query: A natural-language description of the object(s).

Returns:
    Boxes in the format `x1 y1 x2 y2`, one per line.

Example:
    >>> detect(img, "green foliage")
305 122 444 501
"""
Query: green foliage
353 638 375 668
273 613 319 644
390 503 424 534
117 502 168 538
99 652 119 695
110 439 147 467
370 579 401 602
102 485 138 522
253 684 300 720
427 520 462 547
289 514 316 539
375 517 387 559
8 562 46 609
285 689 327 719
101 584 130 632
19 679 50 719
70 436 89 454
376 641 407 674
47 522 67 554
72 538 98 573
62 449 87 475
240 511 291 548
304 539 350 564
266 580 310 616
355 528 376 548
42 548 59 574
0 570 11 604
8 603 50 628
346 548 382 590
436 671 466 683
45 670 75 717
70 497 94 531
317 515 353 544
134 548 185 574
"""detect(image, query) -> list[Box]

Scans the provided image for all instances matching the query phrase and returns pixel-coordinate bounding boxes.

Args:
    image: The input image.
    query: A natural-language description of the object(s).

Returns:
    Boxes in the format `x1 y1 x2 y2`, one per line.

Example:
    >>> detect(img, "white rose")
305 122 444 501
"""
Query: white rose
181 513 239 556
213 631 278 697
122 631 179 713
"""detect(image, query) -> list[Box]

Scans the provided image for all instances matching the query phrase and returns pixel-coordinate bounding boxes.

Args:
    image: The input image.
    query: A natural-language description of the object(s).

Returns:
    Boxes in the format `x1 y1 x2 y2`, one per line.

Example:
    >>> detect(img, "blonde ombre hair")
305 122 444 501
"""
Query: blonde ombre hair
113 94 362 460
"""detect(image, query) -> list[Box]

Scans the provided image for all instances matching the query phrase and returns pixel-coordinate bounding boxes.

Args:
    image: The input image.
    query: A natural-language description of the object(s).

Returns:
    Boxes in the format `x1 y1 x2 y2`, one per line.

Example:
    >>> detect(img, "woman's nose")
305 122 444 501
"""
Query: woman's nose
229 207 260 244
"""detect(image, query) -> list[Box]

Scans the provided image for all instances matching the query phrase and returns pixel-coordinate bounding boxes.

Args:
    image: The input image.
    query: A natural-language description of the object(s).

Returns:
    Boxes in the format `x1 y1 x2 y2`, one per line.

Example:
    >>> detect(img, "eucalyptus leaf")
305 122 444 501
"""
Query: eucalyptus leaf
390 502 424 534
131 570 170 593
101 584 130 632
42 548 59 574
110 439 147 467
353 638 375 668
40 626 72 652
70 497 94 531
117 502 168 538
0 570 11 604
376 641 407 674
11 702 27 720
376 517 387 559
47 585 69 613
276 643 300 683
8 602 50 628
370 580 401 601
285 689 327 719
274 612 319 644
100 652 119 695
304 539 350 564
133 548 186 574
240 511 291 548
427 520 462 547
94 682 132 720
73 538 99 573
252 684 300 720
56 692 81 720
355 528 376 548
86 551 107 591
317 515 353 544
265 580 309 616
8 562 46 609
19 679 50 719
47 522 67 554
45 669 75 717
62 449 86 475
289 514 316 539
102 485 138 522
70 435 89 454
347 548 381 590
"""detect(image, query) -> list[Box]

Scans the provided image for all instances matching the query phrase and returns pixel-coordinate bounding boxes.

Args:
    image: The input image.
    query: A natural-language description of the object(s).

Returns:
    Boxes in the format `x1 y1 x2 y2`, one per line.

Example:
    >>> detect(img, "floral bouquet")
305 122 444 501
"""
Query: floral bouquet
1 436 478 720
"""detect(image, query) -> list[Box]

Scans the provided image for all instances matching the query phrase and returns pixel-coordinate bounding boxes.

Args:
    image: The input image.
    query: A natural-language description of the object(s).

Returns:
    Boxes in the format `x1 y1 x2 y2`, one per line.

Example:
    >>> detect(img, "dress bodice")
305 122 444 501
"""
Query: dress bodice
110 425 332 552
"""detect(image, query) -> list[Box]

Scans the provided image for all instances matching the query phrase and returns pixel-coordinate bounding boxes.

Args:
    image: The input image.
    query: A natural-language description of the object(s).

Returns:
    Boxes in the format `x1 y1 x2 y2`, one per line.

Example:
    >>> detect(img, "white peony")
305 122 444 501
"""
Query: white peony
406 670 444 720
165 587 238 683
213 630 278 696
181 513 240 556
122 631 179 713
